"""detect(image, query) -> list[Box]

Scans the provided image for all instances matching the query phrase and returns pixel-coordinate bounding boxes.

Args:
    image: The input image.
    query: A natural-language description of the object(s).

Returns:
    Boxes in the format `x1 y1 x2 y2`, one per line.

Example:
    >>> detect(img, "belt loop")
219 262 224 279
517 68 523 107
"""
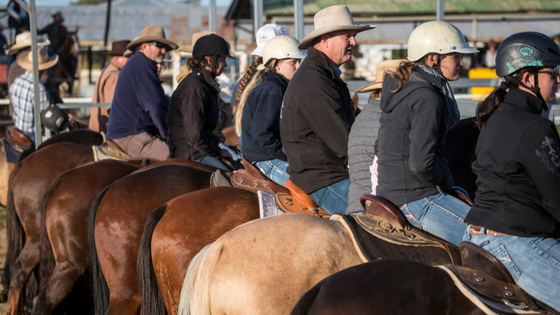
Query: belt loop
480 227 486 235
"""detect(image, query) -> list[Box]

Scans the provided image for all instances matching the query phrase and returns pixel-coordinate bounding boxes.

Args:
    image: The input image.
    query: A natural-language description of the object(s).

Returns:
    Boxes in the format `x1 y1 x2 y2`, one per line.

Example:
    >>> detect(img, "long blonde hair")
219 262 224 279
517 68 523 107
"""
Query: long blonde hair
234 67 272 135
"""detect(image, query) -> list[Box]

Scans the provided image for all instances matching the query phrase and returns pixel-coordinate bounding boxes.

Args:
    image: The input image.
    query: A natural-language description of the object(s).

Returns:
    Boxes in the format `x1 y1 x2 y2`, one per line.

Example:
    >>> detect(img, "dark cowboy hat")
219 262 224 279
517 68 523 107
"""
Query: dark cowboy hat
102 40 131 56
52 11 64 21
127 26 178 51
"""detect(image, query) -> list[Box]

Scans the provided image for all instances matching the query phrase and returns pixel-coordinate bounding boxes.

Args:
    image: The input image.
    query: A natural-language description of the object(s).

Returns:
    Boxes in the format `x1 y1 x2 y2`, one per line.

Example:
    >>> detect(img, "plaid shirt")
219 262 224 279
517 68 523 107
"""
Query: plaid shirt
9 70 49 134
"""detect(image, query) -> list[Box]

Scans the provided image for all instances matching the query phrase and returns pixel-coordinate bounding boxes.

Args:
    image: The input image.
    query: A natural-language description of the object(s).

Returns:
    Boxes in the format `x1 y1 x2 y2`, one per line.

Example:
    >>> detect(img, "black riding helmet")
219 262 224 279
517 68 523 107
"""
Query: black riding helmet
496 32 560 106
192 34 233 73
42 103 69 133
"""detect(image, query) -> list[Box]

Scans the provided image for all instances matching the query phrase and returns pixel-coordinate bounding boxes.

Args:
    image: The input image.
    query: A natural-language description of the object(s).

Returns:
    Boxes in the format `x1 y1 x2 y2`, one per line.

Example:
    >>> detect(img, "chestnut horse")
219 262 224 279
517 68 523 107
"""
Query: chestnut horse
88 163 216 315
179 213 454 315
138 187 260 315
29 160 142 315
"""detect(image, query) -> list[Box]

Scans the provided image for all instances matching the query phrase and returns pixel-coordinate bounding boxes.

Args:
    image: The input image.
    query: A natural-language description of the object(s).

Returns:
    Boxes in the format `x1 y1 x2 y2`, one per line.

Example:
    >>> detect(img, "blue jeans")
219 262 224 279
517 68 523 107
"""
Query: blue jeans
196 155 230 171
464 227 560 312
255 159 289 187
400 193 470 246
310 179 350 215
27 130 35 144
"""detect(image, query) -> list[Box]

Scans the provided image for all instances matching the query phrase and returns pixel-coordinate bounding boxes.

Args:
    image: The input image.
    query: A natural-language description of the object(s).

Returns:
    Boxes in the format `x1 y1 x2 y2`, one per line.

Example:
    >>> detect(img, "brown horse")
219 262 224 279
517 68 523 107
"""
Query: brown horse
88 163 215 315
178 213 455 315
28 160 141 315
138 187 260 315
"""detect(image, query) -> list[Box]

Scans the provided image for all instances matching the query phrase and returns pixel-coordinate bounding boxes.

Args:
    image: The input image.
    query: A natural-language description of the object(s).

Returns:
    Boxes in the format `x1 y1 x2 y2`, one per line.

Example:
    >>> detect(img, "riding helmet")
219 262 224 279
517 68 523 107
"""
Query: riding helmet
42 103 69 133
495 32 560 76
192 34 233 69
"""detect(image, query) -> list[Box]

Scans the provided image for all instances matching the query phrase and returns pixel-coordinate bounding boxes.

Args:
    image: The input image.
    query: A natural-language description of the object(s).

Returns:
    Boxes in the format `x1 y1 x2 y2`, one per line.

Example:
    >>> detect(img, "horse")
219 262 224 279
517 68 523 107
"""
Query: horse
178 213 455 315
138 187 260 315
52 29 79 96
290 260 485 315
28 159 141 315
88 163 217 315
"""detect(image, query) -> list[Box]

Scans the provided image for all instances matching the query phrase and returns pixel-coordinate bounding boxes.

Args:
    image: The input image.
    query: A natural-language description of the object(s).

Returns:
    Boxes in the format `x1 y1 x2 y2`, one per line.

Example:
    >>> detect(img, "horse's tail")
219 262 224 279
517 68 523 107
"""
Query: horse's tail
178 239 224 315
0 162 24 301
138 203 169 315
88 186 111 315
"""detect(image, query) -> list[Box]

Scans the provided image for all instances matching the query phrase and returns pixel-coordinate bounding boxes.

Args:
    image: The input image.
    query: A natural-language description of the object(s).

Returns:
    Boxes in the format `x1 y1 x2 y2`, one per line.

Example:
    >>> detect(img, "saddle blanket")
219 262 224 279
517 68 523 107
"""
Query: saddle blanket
1 138 23 163
258 191 284 218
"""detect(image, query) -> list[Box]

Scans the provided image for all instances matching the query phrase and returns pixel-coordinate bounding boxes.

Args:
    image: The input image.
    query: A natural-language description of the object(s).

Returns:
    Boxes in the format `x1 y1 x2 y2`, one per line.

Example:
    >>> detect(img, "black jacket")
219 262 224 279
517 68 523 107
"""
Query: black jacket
37 22 67 54
376 68 453 206
466 89 560 238
280 47 354 194
167 67 221 160
241 71 288 162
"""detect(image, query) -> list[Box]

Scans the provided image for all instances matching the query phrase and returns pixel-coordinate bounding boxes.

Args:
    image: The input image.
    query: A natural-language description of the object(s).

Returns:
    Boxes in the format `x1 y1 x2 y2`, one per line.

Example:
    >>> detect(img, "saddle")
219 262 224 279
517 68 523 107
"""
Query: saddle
442 242 558 315
354 194 461 264
230 158 331 218
92 135 131 162
5 126 33 152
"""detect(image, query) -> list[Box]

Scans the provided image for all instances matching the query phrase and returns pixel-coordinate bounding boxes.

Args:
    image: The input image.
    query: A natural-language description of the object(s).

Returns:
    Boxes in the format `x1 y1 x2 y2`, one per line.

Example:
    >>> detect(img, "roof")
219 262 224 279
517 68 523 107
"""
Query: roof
226 0 560 21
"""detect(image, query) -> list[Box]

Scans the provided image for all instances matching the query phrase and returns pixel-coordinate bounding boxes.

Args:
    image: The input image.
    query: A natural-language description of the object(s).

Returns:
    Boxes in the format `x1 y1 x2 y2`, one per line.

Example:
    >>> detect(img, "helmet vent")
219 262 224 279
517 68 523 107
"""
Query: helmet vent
548 47 560 56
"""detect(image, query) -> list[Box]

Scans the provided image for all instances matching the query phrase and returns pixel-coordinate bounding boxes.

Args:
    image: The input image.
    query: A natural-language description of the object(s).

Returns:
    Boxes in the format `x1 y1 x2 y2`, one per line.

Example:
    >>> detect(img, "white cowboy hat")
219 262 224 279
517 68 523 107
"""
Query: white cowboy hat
298 5 375 50
127 26 178 51
6 32 50 55
17 46 58 71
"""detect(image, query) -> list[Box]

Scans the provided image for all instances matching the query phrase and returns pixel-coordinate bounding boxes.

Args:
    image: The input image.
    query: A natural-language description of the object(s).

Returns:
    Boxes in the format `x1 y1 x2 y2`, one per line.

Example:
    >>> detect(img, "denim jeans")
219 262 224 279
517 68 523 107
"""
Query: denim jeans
464 227 560 312
400 193 470 246
196 155 230 171
255 159 289 187
26 130 35 144
310 179 350 215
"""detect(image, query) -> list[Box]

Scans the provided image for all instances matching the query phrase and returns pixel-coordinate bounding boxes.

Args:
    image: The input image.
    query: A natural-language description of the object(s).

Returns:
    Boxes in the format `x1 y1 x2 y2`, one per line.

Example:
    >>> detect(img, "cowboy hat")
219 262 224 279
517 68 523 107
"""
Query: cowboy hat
354 59 407 93
17 46 58 71
123 49 134 58
52 11 64 21
298 5 375 50
127 26 178 51
102 40 131 56
6 32 51 55
244 42 257 55
178 31 215 53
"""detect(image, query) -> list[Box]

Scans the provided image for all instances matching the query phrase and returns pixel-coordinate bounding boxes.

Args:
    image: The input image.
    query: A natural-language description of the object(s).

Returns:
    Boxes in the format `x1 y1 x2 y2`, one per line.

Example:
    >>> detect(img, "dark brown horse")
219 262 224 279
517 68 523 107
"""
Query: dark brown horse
138 187 260 315
29 160 141 315
290 260 486 315
88 163 215 315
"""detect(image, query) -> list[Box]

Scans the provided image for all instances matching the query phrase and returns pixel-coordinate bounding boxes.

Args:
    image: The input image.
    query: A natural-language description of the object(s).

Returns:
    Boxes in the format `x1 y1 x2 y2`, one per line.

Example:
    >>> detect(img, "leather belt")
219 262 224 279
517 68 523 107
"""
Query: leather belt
469 225 508 236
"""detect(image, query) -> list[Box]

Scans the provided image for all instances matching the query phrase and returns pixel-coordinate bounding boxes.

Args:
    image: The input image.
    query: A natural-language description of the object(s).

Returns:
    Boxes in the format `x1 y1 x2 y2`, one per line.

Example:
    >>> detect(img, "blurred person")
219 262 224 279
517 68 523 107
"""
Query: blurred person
482 39 498 68
6 0 29 35
37 11 67 56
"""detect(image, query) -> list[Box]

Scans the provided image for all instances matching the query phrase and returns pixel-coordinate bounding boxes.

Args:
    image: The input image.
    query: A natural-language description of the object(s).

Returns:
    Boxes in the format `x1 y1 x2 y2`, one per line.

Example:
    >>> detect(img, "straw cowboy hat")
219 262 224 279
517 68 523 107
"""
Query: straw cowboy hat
127 26 178 51
178 31 215 53
16 46 58 71
354 59 407 94
102 40 131 56
298 5 375 50
6 32 51 55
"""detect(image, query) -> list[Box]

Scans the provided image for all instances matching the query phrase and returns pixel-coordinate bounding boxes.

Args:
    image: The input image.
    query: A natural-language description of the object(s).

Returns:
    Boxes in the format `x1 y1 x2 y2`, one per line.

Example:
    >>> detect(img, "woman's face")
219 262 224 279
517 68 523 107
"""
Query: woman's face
533 66 560 103
275 58 301 80
438 53 463 81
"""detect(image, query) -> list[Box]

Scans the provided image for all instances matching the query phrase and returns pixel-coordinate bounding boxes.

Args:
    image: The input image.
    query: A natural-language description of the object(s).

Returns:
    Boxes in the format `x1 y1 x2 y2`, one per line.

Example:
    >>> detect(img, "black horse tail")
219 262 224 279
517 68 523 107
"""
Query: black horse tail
290 282 322 315
138 203 169 315
1 162 24 301
88 185 111 315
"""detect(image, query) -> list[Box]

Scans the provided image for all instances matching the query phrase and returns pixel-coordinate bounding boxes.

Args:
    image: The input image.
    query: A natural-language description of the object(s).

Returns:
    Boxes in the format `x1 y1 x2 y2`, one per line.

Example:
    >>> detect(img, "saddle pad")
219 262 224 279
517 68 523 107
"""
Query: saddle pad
258 191 284 218
1 139 23 163
438 266 551 315
330 214 452 265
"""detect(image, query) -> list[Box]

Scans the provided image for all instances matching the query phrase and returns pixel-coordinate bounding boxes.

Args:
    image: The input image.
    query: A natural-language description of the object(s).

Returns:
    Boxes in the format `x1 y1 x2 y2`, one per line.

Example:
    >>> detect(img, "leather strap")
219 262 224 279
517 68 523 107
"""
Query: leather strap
469 226 508 237
283 179 320 210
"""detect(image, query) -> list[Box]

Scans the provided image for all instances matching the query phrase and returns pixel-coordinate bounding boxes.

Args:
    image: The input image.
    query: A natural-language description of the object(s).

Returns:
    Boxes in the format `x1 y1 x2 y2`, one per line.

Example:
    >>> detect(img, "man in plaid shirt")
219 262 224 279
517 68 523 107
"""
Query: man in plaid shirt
9 46 58 142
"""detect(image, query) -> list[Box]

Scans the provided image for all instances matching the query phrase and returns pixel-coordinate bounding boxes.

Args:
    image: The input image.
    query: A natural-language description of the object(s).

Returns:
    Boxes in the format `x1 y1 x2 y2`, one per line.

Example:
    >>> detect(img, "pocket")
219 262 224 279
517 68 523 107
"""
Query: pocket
400 204 421 228
488 244 521 281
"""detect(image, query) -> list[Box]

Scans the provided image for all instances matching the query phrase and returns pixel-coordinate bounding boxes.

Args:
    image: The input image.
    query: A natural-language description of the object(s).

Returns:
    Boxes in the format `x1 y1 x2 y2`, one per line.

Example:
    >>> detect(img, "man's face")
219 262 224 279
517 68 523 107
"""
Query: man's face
321 30 358 67
141 42 167 63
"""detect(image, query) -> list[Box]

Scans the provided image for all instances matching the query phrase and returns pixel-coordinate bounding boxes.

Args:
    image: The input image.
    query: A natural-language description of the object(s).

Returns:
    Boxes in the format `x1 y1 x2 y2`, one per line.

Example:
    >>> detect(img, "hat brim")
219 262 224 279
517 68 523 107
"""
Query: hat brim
298 24 375 49
354 81 382 94
244 42 257 55
127 36 178 51
6 39 51 56
16 53 59 71
251 45 264 57
102 50 127 56
178 44 195 53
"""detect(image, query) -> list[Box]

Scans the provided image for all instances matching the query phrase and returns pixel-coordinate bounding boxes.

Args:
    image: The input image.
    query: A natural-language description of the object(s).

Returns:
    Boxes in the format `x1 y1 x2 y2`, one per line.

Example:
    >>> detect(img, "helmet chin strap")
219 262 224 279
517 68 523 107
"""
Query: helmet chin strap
200 54 219 78
505 70 548 111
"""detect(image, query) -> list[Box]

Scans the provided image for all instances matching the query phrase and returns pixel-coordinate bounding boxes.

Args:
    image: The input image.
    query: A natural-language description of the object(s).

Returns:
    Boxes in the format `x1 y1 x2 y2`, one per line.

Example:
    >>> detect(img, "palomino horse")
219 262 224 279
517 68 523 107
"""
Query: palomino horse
290 260 486 315
30 160 141 315
138 187 260 315
179 213 454 315
89 163 217 315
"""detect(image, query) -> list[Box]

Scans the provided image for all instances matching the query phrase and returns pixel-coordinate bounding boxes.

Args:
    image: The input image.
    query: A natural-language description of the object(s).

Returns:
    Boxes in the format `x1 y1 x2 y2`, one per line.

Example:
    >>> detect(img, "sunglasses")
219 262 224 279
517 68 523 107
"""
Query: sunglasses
538 66 560 80
148 42 167 49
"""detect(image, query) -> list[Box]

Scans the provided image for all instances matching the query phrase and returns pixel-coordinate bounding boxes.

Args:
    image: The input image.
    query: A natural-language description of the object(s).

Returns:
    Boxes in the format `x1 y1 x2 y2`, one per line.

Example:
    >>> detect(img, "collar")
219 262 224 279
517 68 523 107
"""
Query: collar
110 58 124 70
193 67 220 93
414 66 443 90
503 88 547 115
331 66 342 78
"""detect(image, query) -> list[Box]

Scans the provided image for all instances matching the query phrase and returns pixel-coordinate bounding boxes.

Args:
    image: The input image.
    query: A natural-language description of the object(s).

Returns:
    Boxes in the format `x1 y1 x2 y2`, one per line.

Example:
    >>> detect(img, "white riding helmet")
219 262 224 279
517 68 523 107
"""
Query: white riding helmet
407 21 479 62
262 35 306 66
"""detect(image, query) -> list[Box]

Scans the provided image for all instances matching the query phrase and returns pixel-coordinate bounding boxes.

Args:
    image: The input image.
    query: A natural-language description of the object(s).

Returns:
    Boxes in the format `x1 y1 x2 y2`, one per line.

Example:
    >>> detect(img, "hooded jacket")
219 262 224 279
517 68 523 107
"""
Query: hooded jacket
241 71 288 162
376 67 453 206
280 47 354 194
466 88 560 238
167 67 221 160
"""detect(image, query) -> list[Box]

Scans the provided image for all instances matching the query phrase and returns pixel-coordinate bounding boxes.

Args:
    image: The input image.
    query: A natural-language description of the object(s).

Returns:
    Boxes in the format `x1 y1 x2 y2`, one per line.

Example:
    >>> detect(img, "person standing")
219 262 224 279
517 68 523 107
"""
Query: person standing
280 5 374 214
37 12 67 56
89 40 130 133
106 26 177 160
6 0 29 35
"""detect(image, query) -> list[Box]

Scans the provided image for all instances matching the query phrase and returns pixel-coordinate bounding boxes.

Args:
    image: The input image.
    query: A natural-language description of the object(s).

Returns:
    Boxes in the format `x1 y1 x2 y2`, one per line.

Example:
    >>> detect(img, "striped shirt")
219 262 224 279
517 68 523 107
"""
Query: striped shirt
9 70 49 134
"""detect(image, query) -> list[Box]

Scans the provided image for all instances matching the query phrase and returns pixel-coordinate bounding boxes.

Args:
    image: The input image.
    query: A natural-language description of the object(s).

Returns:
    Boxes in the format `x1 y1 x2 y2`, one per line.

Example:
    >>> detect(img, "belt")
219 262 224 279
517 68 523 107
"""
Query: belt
469 225 508 236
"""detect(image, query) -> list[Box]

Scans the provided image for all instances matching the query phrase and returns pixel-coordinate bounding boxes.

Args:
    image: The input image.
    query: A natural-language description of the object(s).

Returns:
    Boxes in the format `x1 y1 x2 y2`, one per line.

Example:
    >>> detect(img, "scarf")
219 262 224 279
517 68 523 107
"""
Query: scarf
417 64 460 131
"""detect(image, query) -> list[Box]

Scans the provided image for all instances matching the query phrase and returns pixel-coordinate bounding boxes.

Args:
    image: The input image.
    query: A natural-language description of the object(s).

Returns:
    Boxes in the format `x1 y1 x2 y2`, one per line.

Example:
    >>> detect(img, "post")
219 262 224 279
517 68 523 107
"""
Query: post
253 0 263 34
209 0 217 32
101 0 112 68
172 50 180 91
436 0 444 21
294 0 304 40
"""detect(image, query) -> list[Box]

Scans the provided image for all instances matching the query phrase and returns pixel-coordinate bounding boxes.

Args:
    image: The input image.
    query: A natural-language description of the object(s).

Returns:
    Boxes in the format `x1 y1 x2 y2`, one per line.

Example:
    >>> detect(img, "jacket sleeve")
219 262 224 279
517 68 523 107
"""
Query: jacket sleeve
37 24 49 35
520 121 560 222
101 69 119 103
407 89 453 187
248 86 287 161
133 72 169 139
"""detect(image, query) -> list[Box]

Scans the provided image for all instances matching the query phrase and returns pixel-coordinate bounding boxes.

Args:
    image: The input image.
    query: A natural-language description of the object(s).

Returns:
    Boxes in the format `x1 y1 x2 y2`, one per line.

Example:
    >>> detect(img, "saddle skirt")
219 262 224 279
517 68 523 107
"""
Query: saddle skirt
92 138 131 162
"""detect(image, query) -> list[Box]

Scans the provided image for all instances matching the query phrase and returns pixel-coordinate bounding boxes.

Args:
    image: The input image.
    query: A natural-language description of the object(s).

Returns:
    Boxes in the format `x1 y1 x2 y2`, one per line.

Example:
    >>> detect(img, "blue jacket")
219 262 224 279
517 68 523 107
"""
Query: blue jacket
241 71 288 162
106 51 169 140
